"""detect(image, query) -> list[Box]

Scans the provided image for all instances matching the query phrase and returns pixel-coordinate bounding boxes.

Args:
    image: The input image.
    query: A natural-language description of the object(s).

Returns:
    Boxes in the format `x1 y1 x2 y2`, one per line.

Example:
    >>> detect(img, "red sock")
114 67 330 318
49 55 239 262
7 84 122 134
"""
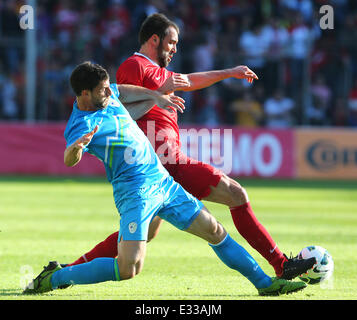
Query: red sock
230 202 286 276
67 231 119 266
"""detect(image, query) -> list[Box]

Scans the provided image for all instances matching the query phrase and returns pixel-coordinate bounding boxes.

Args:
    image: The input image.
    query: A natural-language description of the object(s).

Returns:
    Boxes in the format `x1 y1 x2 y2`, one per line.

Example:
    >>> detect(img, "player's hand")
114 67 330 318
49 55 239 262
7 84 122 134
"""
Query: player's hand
158 73 191 94
74 125 99 149
232 66 258 83
156 93 185 113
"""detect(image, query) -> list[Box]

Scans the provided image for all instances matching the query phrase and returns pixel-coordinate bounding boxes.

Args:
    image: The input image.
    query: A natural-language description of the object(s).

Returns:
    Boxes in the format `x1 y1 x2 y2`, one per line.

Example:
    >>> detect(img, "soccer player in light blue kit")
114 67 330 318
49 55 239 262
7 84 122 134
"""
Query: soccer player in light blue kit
23 62 306 296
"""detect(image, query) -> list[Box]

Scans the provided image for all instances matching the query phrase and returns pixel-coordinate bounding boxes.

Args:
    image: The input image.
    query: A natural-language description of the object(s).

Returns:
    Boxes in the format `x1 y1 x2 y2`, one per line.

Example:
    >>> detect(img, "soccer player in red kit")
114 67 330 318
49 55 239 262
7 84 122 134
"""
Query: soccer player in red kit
66 13 314 280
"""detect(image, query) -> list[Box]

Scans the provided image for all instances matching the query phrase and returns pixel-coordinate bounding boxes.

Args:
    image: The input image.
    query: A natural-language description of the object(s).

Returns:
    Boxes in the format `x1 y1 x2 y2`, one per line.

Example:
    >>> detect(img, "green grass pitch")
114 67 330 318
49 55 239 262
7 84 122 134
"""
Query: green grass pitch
1 176 357 300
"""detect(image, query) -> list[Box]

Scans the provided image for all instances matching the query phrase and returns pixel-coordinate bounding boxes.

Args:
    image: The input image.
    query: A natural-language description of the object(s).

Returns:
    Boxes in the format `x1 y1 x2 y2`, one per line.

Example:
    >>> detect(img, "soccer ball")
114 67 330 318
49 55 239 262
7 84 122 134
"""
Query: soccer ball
298 246 334 285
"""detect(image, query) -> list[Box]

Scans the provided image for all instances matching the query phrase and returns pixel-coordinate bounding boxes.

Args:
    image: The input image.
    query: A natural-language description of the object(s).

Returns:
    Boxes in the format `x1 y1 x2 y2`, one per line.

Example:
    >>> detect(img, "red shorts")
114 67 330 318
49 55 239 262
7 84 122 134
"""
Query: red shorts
163 152 223 200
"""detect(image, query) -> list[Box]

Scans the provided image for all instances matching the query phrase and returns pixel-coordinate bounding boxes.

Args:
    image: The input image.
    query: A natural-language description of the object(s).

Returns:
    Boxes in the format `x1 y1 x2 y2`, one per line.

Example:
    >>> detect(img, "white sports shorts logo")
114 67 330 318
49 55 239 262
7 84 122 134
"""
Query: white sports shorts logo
129 222 137 234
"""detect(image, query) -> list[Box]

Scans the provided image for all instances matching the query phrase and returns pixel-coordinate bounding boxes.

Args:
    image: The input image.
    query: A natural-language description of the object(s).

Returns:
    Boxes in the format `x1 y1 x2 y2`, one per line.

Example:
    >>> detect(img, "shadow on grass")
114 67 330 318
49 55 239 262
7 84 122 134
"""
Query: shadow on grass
0 287 257 299
0 288 85 299
0 288 23 296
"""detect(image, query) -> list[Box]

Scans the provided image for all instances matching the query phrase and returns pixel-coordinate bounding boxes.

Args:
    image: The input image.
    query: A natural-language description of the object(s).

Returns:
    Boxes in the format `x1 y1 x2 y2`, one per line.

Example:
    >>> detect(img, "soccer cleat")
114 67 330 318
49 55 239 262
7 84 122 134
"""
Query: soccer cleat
258 277 307 296
23 261 61 294
280 253 317 280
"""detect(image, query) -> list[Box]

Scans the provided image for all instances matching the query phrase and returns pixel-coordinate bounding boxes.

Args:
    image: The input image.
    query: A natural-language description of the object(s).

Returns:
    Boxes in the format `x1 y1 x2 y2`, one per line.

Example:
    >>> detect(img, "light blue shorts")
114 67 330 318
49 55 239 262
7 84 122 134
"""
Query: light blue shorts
114 176 203 241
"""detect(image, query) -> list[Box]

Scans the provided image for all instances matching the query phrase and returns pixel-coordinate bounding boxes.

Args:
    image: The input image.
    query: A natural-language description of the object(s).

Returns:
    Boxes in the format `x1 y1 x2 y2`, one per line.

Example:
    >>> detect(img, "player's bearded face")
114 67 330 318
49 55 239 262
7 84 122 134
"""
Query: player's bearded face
157 40 170 68
156 27 178 68
92 95 109 110
92 80 111 110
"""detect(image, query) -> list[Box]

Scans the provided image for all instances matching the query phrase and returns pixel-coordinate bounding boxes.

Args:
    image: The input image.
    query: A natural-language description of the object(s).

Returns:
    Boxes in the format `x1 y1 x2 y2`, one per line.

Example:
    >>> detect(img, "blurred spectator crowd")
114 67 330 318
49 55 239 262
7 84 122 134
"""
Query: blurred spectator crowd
1 0 357 128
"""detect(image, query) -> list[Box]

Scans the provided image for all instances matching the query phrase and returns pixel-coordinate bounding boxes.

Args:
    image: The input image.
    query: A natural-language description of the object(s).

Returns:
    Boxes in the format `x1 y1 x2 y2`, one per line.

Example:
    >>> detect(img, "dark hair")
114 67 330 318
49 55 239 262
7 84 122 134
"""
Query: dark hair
138 13 179 45
70 61 109 96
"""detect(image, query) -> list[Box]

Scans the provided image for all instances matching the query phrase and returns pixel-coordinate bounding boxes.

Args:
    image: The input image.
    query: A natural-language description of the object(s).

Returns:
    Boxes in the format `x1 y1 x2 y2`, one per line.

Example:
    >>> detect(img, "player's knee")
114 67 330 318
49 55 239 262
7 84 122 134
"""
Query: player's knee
186 209 226 244
118 262 142 280
206 215 226 244
117 251 145 280
225 176 249 206
119 269 136 280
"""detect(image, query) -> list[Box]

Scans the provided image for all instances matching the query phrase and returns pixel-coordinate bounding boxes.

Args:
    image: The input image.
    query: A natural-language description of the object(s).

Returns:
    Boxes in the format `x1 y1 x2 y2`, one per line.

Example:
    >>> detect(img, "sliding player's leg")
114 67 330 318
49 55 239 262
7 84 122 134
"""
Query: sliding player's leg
51 239 146 289
23 240 146 294
184 207 272 289
171 154 315 280
38 211 150 292
157 177 307 296
117 239 147 280
184 207 307 296
204 173 315 279
66 216 163 266
203 173 287 277
23 184 160 294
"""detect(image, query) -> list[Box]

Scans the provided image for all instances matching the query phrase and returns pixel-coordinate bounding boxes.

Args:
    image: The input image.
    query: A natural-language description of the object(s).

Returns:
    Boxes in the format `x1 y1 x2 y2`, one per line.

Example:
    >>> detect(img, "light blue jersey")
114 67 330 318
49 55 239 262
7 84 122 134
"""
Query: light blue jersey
64 83 169 193
64 83 202 241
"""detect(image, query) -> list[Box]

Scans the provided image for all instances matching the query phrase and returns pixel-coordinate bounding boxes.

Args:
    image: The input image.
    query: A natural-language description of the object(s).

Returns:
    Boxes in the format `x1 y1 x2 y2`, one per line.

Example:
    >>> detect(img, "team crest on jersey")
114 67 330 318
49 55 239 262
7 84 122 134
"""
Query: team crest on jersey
129 222 137 234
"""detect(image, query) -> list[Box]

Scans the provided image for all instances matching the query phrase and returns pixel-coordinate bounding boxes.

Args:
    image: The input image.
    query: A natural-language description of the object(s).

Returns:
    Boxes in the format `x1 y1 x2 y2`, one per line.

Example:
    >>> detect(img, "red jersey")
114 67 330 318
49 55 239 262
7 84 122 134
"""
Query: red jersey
116 53 180 159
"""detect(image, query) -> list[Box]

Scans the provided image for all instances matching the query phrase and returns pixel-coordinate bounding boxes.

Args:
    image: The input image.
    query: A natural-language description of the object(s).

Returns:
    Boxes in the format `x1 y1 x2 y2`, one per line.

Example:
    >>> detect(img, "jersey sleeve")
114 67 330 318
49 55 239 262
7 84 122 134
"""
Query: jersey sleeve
116 59 144 86
64 118 94 153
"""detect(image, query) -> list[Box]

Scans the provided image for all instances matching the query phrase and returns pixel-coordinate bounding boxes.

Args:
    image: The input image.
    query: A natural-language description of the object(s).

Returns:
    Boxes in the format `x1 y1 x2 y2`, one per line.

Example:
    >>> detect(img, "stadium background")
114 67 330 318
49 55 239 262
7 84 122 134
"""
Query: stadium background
0 0 356 179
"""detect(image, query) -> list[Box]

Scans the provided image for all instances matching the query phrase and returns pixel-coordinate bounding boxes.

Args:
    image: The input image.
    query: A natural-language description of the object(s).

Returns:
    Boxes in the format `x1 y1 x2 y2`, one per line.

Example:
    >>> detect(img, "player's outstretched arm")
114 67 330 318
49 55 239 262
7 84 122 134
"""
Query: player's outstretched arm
117 84 185 120
64 125 98 167
159 66 258 93
157 73 191 94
